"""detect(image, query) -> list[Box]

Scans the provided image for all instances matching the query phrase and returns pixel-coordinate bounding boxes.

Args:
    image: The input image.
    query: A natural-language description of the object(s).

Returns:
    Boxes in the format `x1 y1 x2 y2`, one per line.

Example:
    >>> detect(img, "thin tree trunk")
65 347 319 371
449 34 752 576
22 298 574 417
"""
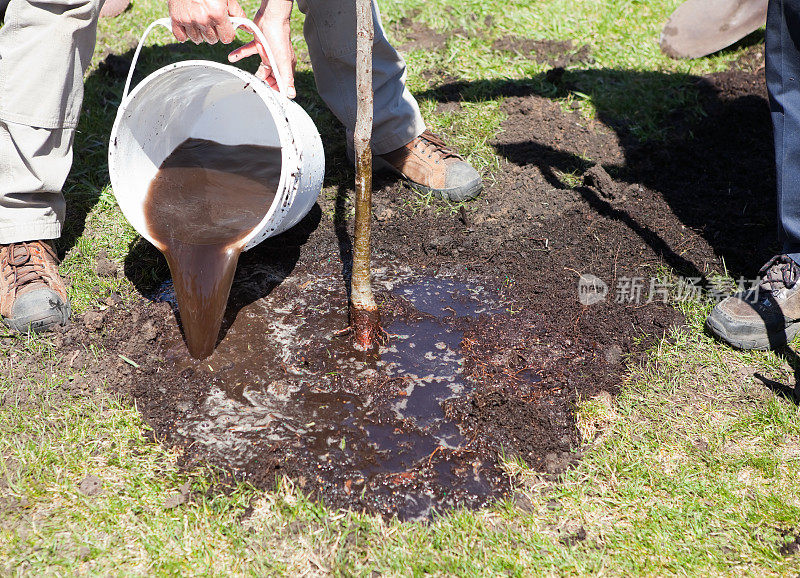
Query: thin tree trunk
350 0 380 349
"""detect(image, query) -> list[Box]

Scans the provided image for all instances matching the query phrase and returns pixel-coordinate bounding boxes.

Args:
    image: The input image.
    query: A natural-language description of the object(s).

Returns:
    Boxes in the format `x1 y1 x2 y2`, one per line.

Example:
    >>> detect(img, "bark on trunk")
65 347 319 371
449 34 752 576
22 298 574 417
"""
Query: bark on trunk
350 0 380 350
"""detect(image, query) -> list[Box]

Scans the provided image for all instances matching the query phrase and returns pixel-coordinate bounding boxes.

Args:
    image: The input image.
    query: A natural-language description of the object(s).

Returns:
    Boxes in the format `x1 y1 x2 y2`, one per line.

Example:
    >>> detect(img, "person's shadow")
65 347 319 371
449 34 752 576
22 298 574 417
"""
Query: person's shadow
411 32 800 395
754 347 800 404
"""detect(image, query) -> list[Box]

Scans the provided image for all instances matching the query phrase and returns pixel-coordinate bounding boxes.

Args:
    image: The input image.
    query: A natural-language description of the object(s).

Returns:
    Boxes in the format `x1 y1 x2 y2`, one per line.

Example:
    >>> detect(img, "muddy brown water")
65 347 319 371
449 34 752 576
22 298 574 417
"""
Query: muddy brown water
154 271 514 520
141 140 529 519
144 138 281 358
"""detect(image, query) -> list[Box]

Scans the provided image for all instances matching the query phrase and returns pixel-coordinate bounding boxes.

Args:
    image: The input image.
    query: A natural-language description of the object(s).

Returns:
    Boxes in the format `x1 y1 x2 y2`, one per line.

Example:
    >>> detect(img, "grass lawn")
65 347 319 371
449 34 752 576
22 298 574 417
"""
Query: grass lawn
4 0 800 575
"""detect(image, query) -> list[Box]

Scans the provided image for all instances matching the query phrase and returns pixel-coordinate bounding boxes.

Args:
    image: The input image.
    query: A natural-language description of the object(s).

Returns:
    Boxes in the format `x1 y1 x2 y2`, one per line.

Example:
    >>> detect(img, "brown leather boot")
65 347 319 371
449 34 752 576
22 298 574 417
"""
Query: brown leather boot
0 241 70 333
375 131 483 202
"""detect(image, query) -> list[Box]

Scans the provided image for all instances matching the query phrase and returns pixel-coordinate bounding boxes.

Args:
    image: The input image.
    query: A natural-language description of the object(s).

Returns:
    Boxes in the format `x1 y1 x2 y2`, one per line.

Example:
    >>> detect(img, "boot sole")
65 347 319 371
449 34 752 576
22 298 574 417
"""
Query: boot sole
705 314 800 350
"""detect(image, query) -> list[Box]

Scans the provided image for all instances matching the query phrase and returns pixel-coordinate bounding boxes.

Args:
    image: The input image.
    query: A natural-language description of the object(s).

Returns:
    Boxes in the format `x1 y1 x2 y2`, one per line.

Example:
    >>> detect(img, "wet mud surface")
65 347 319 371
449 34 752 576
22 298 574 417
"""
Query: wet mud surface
152 269 517 519
37 34 777 519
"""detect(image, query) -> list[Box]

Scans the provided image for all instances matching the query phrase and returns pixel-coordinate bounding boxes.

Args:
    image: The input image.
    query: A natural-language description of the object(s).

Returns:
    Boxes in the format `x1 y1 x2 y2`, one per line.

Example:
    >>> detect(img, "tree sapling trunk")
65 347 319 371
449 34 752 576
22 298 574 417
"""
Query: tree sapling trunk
350 0 381 349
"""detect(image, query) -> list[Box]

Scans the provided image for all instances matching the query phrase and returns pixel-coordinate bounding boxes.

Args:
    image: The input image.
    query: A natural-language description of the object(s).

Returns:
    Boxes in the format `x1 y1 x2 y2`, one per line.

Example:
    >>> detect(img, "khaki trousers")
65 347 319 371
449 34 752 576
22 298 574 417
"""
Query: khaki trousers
0 0 425 244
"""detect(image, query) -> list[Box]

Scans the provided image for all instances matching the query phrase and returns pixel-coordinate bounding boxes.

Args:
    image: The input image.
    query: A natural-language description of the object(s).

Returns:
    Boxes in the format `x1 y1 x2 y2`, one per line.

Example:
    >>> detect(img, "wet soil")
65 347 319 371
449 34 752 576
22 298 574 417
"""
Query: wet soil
32 37 776 519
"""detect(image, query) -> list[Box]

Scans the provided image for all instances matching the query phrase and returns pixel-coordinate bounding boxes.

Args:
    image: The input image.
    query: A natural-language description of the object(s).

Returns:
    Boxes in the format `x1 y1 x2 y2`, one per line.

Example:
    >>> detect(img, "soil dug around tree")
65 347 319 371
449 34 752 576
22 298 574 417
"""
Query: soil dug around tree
18 41 775 520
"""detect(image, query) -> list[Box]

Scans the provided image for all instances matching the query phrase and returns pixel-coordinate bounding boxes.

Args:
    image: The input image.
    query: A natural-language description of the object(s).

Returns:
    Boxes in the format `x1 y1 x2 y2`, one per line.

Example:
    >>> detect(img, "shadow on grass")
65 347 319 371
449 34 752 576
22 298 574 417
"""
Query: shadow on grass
750 341 800 403
755 369 799 404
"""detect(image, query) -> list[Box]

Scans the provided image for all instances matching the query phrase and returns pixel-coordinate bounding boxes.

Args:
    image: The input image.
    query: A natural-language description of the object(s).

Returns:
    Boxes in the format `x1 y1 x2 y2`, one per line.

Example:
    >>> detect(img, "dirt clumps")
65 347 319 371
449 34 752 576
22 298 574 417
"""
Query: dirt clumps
393 17 448 52
82 310 105 332
163 482 191 509
492 36 593 68
95 251 119 277
78 475 103 496
583 164 619 200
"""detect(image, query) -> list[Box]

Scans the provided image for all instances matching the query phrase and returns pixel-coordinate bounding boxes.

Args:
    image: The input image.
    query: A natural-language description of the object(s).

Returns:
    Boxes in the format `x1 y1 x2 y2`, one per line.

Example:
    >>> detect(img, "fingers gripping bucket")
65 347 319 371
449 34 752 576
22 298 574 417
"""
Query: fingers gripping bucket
108 18 324 251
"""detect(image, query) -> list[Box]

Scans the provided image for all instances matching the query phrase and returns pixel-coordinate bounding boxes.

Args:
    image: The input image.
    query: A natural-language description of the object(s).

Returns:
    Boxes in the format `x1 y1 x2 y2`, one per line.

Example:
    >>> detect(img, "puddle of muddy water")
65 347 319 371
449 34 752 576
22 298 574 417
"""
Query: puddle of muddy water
154 271 512 520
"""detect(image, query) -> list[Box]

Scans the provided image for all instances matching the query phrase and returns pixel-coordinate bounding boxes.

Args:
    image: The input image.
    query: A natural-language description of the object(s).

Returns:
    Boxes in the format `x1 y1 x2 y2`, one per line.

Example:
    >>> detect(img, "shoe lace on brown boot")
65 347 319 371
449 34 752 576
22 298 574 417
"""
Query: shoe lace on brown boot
410 131 464 165
2 242 61 299
758 254 800 294
377 130 483 202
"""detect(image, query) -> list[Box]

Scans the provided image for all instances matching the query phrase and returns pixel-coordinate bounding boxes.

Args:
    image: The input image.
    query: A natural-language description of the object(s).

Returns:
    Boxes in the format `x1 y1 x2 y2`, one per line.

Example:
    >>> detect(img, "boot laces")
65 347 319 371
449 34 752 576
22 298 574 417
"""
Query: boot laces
758 254 800 294
2 242 57 295
413 130 464 163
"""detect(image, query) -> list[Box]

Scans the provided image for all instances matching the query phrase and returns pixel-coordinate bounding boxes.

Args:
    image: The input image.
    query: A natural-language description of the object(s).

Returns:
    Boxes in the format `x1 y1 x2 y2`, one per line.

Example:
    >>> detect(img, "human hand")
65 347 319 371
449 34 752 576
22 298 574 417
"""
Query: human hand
228 0 296 98
168 0 246 45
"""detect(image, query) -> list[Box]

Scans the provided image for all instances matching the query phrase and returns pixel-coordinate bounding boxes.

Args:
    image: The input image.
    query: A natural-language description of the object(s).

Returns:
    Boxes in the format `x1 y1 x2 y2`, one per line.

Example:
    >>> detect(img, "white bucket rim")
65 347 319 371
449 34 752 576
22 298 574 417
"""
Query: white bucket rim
108 59 296 251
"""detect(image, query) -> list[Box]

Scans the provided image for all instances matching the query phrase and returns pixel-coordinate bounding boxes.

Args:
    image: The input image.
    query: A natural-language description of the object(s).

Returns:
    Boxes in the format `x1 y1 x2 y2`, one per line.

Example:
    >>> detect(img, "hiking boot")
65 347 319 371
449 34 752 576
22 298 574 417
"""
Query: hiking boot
706 255 800 350
350 131 483 202
0 241 70 333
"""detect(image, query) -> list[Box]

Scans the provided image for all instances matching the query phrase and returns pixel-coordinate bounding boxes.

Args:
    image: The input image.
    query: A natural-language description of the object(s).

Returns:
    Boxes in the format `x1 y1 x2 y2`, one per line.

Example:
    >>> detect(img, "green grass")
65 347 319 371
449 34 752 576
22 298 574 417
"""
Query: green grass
384 0 754 141
4 0 799 575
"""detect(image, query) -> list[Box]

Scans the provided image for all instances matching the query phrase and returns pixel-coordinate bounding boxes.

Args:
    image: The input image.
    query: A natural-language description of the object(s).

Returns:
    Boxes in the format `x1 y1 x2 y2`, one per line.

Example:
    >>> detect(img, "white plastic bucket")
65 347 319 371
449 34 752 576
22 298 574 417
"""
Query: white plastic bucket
108 18 324 251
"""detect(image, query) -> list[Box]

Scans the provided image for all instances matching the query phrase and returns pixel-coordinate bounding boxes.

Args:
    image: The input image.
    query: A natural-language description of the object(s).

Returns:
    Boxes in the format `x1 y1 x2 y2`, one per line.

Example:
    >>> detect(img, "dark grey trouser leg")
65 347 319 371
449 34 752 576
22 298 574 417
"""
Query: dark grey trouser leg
767 0 800 264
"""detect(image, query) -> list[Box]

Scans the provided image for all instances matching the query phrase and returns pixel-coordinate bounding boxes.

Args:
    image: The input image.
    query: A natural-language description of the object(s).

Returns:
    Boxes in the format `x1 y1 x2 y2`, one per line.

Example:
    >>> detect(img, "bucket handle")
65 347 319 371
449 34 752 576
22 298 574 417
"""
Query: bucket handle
122 17 288 102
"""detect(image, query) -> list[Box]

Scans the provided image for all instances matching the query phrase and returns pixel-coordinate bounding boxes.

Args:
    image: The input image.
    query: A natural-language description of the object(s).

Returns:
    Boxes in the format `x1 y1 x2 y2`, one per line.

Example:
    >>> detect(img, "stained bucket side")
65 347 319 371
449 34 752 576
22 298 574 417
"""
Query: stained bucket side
245 96 324 246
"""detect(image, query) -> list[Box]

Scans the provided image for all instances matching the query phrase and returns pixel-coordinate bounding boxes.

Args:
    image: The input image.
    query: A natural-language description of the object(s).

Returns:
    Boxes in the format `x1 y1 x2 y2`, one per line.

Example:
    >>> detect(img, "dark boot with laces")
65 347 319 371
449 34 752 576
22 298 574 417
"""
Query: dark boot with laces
706 255 800 349
0 241 70 333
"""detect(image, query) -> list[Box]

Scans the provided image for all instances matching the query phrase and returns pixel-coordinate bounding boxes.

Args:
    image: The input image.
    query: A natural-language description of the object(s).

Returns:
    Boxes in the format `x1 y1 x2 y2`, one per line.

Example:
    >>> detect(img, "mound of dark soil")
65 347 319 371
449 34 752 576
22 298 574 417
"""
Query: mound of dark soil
21 33 775 519
392 16 448 52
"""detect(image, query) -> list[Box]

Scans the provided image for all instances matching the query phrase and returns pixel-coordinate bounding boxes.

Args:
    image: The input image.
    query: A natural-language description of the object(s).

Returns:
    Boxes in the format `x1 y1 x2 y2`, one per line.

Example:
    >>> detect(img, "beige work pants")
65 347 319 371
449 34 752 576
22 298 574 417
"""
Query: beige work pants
0 0 100 243
0 0 425 244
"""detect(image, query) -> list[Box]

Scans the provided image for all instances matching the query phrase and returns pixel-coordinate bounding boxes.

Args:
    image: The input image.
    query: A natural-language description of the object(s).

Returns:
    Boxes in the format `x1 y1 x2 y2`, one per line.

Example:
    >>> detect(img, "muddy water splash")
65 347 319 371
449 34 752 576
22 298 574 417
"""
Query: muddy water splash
158 271 512 520
145 138 281 358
